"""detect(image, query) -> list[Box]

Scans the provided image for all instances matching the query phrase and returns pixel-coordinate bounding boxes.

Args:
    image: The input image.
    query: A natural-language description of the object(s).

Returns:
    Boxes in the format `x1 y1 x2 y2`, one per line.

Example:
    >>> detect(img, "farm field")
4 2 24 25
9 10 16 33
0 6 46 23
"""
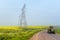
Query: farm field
0 26 60 40
55 28 60 34
0 26 47 40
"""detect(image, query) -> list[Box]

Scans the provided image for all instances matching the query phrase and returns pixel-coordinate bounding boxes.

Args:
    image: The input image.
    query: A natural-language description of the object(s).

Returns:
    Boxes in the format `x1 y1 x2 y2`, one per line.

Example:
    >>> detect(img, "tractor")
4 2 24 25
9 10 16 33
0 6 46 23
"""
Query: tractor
47 26 55 34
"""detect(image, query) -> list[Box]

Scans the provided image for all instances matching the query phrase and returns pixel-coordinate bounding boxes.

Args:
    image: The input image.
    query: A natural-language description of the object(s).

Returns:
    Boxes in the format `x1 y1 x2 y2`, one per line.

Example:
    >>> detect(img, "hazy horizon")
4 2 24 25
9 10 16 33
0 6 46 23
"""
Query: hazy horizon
0 0 60 26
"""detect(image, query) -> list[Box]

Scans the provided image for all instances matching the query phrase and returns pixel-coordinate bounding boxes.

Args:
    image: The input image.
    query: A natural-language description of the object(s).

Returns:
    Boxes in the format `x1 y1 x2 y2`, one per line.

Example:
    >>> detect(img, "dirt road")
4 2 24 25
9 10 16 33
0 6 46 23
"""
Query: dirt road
30 30 60 40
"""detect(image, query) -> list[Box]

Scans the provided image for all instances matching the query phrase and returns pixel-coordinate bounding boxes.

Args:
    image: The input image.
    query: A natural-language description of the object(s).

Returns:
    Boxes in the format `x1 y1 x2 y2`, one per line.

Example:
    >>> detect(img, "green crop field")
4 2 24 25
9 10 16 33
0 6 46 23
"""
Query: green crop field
0 26 47 40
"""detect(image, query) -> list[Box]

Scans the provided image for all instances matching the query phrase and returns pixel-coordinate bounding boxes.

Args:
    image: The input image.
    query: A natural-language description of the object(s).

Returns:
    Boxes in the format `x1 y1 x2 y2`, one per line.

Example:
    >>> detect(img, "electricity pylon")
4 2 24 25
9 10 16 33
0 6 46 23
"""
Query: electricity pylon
20 4 27 27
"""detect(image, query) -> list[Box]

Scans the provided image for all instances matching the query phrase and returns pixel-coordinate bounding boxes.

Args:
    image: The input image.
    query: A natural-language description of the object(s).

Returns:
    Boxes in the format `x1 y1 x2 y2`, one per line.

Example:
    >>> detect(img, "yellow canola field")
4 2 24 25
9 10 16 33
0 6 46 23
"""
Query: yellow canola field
0 26 20 30
0 26 48 30
26 26 48 29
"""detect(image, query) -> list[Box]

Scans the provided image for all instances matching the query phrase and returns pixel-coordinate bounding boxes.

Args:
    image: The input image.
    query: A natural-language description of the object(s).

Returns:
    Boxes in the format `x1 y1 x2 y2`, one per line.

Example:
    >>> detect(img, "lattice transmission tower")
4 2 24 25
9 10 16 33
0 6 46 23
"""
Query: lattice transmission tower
20 4 27 27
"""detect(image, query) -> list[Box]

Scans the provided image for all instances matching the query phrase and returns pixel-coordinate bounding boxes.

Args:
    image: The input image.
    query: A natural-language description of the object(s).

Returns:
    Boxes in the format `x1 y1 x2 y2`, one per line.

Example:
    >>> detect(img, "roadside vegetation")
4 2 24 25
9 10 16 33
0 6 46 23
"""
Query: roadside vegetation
55 28 60 34
0 26 47 40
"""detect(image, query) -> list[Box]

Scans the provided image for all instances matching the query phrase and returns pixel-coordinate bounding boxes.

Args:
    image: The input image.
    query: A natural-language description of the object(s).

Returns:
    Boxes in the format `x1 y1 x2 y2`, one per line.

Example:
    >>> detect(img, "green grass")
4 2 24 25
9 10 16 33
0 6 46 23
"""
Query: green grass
55 28 60 34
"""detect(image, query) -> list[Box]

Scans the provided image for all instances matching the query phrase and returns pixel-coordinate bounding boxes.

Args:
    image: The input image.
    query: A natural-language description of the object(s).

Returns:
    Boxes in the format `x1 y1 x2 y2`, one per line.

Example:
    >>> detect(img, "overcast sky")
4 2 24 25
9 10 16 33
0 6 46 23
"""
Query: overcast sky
0 0 60 26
